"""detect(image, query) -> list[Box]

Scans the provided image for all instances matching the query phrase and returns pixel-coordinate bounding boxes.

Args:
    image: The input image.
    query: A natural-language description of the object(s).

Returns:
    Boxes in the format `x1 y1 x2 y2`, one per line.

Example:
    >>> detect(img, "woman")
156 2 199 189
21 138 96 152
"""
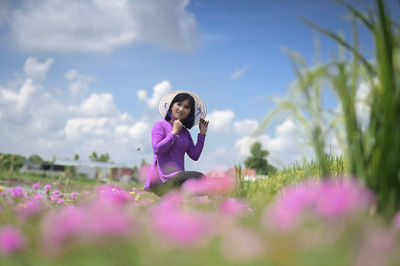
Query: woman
144 90 209 196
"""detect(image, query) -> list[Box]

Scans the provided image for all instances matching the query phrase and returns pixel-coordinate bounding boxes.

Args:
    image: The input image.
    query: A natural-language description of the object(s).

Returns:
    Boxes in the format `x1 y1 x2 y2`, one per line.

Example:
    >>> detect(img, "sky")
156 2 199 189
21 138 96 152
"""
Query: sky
0 0 399 173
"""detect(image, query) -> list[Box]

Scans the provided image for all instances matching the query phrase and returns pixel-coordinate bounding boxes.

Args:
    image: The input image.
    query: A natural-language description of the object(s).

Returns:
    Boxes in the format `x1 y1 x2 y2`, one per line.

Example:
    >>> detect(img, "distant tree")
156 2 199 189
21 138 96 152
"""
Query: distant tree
131 165 139 182
0 153 26 171
89 151 110 162
28 154 44 164
99 153 110 162
140 158 149 166
244 141 276 175
89 152 98 162
74 154 79 161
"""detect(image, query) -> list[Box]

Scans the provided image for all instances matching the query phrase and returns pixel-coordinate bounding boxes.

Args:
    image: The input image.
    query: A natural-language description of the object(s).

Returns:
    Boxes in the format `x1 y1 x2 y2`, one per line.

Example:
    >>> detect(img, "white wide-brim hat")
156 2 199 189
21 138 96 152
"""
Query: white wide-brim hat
158 90 207 125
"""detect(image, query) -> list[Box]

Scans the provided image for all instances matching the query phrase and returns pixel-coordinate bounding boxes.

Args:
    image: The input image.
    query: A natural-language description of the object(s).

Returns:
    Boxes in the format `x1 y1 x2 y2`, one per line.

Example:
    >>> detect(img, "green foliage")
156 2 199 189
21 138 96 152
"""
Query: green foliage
0 153 26 171
89 152 110 162
258 0 400 218
242 154 347 210
244 142 276 175
28 154 44 164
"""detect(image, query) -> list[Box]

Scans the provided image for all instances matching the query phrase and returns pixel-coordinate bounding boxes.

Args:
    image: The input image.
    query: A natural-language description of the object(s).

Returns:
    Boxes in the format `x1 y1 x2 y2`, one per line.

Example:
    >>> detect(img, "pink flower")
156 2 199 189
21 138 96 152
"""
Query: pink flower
219 198 250 217
138 164 152 182
354 229 396 266
83 200 135 238
150 192 216 247
95 185 131 204
8 187 26 198
15 199 42 220
315 178 375 219
42 206 85 251
0 226 25 255
32 183 40 190
42 199 135 252
182 172 236 196
57 199 65 204
263 177 375 231
221 227 263 261
44 184 51 190
70 192 80 200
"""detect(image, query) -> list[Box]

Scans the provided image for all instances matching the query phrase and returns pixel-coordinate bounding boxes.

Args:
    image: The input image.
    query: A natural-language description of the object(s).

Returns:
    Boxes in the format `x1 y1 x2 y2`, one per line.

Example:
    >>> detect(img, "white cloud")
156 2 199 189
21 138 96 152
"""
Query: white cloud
7 0 198 53
207 109 235 133
230 65 248 79
234 118 310 168
233 119 259 136
70 93 119 117
137 80 172 109
65 70 95 98
0 58 152 166
23 57 54 80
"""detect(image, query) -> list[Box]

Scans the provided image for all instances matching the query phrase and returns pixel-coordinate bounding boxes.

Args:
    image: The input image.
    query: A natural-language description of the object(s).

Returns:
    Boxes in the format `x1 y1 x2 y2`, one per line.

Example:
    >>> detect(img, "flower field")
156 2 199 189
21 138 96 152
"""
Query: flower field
1 170 400 266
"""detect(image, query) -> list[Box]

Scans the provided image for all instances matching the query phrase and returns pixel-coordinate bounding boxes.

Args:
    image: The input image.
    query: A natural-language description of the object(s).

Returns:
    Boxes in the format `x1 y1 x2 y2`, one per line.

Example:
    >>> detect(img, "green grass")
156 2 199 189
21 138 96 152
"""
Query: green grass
233 154 347 214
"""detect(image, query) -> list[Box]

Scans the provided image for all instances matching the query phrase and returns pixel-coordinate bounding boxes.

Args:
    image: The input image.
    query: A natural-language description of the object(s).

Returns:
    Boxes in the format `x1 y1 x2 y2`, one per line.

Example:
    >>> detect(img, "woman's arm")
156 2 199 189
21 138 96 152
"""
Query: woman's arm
152 122 177 155
186 133 205 161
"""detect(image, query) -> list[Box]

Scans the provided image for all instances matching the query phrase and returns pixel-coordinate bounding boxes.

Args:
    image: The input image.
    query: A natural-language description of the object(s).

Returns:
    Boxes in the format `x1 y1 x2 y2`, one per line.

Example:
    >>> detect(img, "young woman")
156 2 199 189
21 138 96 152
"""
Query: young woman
144 91 209 195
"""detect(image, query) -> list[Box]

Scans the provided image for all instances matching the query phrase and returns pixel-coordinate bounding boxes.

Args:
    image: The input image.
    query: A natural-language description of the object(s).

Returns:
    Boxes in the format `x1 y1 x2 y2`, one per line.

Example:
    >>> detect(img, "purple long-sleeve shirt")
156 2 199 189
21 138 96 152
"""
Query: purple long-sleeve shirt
144 120 205 191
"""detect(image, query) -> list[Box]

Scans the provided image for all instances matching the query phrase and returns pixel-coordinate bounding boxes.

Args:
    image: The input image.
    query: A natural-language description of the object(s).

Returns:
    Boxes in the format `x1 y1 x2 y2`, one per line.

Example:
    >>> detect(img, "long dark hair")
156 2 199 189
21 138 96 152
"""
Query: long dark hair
164 93 195 129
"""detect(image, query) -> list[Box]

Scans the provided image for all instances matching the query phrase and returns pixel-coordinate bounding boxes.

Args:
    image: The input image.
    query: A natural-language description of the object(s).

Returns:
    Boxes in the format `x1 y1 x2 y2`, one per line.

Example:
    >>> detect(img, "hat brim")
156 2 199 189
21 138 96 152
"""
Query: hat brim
158 90 207 126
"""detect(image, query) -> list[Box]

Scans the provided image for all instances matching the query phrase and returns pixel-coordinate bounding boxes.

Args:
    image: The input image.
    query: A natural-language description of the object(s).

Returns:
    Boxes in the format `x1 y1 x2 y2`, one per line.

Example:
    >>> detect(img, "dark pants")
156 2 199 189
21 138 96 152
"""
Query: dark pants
151 171 204 196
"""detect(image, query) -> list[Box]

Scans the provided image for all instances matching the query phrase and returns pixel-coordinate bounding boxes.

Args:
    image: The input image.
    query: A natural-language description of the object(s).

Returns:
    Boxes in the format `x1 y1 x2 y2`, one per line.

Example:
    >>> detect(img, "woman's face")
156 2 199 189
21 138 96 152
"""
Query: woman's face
171 99 191 120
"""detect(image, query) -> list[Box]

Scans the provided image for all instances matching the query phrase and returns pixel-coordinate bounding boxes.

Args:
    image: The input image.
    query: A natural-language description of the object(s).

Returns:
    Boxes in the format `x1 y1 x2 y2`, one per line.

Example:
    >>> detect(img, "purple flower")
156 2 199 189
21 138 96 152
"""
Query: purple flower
0 226 25 255
32 183 40 190
44 184 51 190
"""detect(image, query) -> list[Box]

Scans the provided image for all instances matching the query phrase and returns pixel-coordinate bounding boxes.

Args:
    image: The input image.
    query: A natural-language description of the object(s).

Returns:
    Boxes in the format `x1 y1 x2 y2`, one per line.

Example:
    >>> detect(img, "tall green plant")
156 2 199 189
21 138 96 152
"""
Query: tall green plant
308 0 400 218
258 0 400 218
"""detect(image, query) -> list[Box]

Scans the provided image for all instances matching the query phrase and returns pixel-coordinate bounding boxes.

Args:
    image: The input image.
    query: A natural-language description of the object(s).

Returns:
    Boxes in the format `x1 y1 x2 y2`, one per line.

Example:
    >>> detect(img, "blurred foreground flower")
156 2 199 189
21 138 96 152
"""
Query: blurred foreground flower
221 227 263 261
15 198 43 220
0 226 25 255
263 177 375 231
182 172 236 196
354 229 397 266
42 185 136 252
219 198 251 217
8 187 26 198
95 184 131 204
150 192 217 247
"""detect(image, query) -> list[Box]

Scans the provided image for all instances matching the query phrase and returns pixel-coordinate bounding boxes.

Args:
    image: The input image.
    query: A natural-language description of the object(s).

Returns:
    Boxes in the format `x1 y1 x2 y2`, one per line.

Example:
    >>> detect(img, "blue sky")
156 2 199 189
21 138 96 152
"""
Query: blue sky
0 0 399 172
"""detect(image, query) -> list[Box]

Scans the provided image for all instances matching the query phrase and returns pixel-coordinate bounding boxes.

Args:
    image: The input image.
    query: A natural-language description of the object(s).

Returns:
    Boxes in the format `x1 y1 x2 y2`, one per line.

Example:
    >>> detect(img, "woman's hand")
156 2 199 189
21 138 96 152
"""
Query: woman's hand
199 118 209 136
171 119 183 135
